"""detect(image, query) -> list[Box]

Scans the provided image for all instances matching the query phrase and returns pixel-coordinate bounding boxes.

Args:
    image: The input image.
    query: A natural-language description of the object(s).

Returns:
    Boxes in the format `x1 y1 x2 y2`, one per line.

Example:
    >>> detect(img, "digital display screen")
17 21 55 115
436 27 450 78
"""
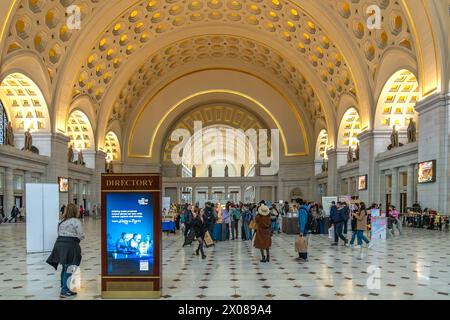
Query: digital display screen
418 160 436 184
106 192 154 276
58 177 69 193
358 175 368 190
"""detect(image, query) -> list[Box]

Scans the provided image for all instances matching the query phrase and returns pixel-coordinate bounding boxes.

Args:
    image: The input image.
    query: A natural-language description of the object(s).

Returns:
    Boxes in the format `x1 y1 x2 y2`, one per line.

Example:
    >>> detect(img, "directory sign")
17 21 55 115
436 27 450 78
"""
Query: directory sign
101 174 161 299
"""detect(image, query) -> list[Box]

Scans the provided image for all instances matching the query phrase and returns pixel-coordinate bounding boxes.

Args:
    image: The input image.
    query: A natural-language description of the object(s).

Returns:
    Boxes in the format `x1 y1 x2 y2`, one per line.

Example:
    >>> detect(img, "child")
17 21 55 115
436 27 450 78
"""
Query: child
295 233 309 262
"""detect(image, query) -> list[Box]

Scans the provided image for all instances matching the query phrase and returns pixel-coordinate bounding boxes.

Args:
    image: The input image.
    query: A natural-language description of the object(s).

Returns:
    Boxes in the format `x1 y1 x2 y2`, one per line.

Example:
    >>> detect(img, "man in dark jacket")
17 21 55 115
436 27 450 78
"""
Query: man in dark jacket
330 202 348 246
342 202 350 235
204 202 215 238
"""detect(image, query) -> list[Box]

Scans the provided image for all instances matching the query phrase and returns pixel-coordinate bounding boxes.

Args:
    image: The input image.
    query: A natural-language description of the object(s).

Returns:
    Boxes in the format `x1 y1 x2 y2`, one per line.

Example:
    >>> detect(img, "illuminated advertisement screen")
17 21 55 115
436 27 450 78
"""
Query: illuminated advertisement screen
418 160 436 184
106 192 154 276
358 175 368 190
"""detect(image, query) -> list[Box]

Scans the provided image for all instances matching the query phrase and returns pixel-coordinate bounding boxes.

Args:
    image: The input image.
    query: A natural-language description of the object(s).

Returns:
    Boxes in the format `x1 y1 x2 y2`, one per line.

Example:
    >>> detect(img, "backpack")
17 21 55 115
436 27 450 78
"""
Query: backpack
232 208 241 221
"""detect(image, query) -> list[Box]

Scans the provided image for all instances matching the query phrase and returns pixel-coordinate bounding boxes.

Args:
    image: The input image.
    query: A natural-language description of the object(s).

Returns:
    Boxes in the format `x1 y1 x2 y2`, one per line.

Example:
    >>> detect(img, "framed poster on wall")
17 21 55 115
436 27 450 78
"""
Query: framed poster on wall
58 177 69 193
358 175 368 190
101 174 161 299
418 160 436 184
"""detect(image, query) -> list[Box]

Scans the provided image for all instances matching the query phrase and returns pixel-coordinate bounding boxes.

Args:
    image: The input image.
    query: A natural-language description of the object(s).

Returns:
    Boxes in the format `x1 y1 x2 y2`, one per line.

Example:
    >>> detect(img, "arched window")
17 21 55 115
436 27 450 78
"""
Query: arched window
375 69 420 130
104 131 121 161
338 108 361 148
67 110 95 151
0 100 8 145
315 129 328 160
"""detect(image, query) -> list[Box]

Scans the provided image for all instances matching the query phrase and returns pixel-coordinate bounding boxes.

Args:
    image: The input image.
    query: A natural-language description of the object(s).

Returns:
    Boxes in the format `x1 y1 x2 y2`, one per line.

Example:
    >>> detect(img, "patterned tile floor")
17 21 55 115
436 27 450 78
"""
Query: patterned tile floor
1 218 450 300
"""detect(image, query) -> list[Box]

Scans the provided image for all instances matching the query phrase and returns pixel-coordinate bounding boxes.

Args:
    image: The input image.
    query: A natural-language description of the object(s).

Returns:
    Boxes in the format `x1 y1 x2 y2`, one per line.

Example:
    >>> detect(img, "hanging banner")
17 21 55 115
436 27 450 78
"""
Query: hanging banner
322 196 338 216
101 173 161 299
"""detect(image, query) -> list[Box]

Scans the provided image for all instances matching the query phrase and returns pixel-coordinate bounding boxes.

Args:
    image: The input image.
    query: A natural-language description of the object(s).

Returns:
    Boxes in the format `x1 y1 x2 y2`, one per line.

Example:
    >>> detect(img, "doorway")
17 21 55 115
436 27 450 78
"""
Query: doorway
400 193 407 213
14 196 22 208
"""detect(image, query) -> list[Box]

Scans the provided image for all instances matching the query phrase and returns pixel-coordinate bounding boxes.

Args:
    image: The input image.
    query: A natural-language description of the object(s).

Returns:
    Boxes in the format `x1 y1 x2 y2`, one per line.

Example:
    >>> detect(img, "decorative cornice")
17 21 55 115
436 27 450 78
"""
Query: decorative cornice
414 93 448 115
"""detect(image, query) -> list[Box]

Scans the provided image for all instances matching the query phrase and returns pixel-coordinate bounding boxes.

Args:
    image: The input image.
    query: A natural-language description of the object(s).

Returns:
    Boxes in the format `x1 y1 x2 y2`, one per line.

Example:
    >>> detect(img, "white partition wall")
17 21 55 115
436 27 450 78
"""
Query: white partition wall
26 184 59 253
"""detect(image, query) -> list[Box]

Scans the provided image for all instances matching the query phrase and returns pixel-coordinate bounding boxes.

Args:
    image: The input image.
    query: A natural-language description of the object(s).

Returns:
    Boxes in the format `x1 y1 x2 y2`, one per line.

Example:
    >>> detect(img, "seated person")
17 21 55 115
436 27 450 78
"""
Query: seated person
115 232 129 253
128 233 141 253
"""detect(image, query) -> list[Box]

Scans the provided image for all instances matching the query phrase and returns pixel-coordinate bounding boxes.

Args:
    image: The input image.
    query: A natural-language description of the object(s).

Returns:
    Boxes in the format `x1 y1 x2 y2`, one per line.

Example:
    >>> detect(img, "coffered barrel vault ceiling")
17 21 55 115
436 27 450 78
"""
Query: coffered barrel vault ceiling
0 0 445 158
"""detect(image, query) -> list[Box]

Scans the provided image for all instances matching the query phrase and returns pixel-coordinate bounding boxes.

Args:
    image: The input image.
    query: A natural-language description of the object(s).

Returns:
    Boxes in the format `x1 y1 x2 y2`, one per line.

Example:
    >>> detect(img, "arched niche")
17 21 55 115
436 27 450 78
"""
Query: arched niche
104 131 121 162
315 129 329 160
337 107 361 148
67 110 95 152
374 69 420 130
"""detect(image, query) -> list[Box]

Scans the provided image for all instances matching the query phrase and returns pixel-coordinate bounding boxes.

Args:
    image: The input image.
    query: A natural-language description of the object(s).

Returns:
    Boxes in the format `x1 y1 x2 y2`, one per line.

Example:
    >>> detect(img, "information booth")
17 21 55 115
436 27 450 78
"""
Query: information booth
101 174 161 299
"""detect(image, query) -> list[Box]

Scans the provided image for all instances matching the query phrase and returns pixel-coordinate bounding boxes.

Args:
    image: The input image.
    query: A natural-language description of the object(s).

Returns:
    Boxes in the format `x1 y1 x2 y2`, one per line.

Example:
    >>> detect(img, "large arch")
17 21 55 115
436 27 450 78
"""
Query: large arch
337 107 361 149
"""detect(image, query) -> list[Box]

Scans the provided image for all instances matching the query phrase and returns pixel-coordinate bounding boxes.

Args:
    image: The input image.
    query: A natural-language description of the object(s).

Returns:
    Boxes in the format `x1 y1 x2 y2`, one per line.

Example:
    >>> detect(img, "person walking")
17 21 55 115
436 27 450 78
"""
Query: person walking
330 202 348 246
354 202 372 249
297 199 309 235
221 202 231 241
46 203 84 298
7 205 20 223
242 205 252 240
230 203 241 240
204 202 215 239
349 206 358 247
270 204 280 235
254 204 272 263
192 209 207 259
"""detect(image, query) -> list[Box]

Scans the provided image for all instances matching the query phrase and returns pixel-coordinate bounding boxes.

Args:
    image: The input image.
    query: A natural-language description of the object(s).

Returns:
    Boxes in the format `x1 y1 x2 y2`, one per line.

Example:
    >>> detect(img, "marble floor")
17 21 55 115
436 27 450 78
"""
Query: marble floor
1 218 450 300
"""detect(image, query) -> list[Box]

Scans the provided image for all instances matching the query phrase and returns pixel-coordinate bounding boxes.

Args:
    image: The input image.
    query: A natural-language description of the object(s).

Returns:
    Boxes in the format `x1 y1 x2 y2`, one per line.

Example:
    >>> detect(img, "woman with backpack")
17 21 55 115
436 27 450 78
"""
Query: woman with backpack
230 203 241 240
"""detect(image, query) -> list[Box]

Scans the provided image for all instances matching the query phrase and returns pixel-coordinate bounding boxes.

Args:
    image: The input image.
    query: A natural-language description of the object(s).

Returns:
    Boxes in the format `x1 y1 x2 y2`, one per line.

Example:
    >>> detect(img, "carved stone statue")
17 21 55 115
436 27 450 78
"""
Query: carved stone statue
241 165 245 177
390 125 399 149
5 121 14 147
407 118 417 143
192 165 196 178
68 144 74 163
176 165 181 177
321 159 327 172
355 143 360 161
224 165 229 177
347 147 353 163
77 150 84 166
24 128 33 151
106 161 114 173
208 165 212 178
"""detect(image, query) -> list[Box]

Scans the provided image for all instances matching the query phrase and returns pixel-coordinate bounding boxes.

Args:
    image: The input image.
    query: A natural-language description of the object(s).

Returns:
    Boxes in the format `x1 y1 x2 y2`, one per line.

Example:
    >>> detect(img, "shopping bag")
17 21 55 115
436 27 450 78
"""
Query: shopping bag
204 231 214 248
249 220 258 230
328 226 334 239
295 235 309 253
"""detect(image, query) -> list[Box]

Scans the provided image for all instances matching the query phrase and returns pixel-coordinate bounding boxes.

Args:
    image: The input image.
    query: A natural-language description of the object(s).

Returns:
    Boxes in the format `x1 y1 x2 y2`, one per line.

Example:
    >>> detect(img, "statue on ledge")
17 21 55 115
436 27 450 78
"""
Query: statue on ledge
208 165 212 178
407 118 417 143
192 165 196 178
224 165 229 177
321 158 327 172
389 125 399 149
241 164 245 177
77 150 85 166
68 144 74 163
347 146 354 163
355 143 360 161
106 161 114 173
5 121 14 147
24 128 33 151
176 165 182 177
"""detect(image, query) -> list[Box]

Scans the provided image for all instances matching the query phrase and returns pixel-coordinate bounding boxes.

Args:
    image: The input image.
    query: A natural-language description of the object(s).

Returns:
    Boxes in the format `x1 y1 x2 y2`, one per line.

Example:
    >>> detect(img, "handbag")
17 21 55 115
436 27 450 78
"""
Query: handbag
328 226 334 239
204 231 214 248
249 219 258 230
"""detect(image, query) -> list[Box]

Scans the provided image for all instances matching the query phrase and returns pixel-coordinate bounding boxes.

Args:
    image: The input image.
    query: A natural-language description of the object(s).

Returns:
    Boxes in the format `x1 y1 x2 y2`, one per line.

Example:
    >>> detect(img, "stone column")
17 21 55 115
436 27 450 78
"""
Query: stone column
208 186 212 201
224 185 229 202
415 93 449 213
407 164 415 208
176 187 181 204
326 148 345 196
255 186 260 202
271 186 276 202
83 151 106 208
45 133 69 208
23 171 32 207
4 167 14 216
391 167 399 209
192 186 197 205
68 179 73 203
346 178 352 196
240 185 245 202
379 171 386 207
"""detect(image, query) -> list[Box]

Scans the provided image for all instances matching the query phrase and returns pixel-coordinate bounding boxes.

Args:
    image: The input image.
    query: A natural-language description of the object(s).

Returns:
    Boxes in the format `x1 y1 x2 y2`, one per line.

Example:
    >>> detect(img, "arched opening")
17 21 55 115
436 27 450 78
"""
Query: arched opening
0 100 8 145
67 110 95 152
337 108 361 148
375 69 420 130
315 129 328 160
0 73 50 133
104 131 121 162
179 124 258 178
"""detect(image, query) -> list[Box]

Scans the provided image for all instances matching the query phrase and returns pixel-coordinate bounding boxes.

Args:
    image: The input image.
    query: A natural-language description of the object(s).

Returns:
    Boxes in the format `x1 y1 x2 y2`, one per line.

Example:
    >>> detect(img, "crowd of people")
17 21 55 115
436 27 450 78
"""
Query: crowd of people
174 198 406 264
